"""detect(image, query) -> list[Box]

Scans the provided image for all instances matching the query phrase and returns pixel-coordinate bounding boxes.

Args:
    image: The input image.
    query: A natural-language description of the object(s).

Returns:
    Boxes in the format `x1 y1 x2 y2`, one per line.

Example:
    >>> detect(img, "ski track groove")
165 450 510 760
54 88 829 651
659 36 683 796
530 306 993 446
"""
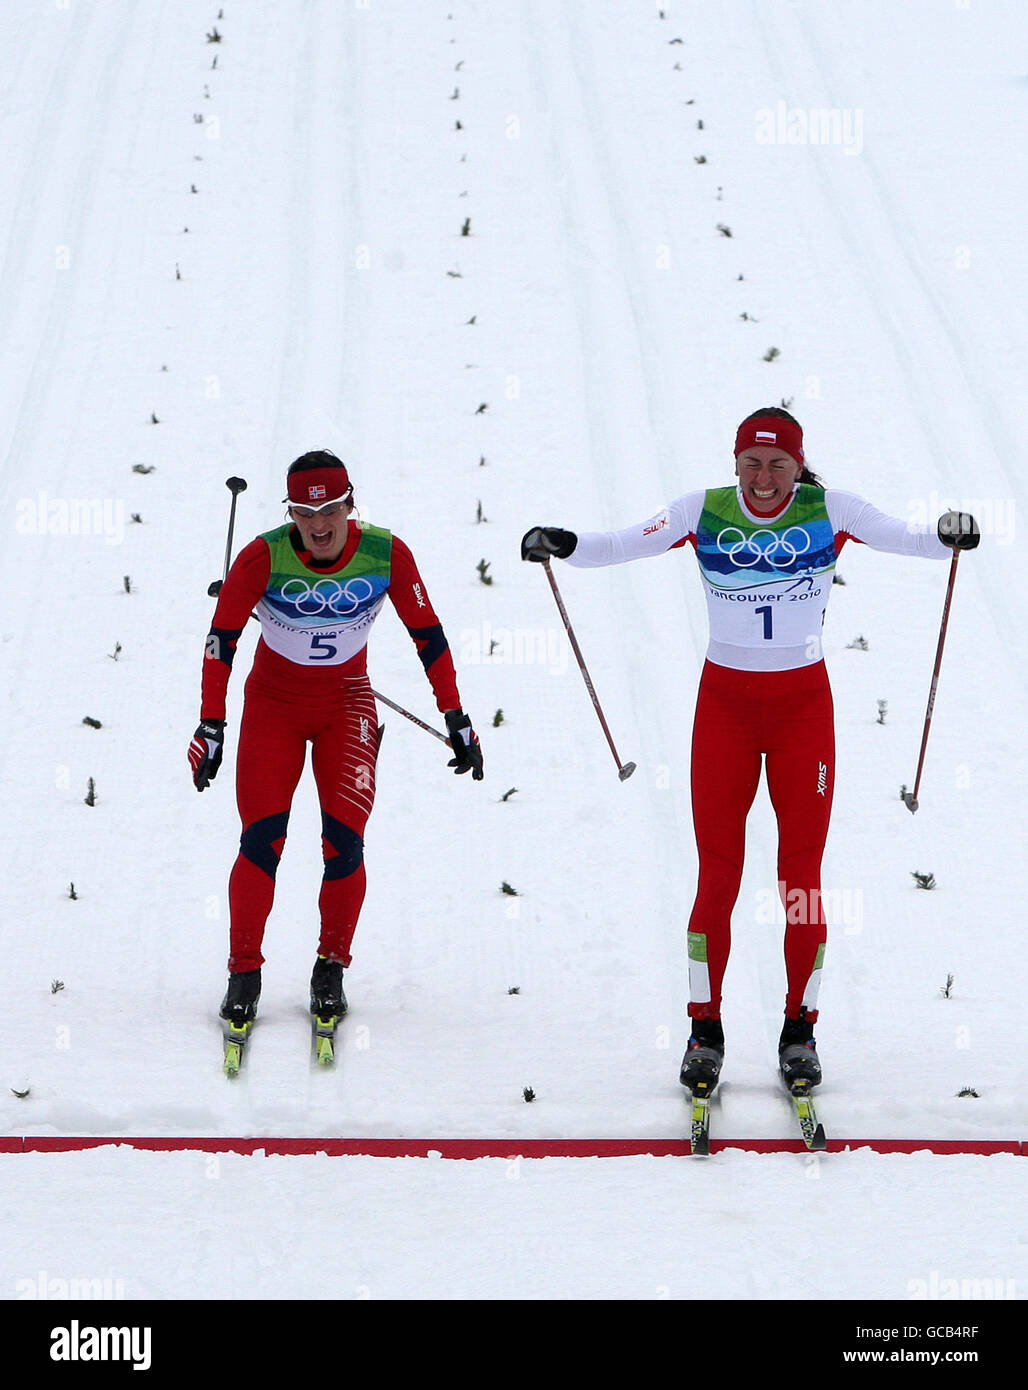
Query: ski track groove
0 3 143 495
784 2 1024 654
521 0 699 1045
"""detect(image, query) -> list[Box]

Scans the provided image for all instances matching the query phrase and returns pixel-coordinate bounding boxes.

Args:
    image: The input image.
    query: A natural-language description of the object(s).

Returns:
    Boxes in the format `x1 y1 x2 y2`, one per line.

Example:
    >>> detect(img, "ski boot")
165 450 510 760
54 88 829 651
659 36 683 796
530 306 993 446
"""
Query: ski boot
310 956 347 1066
220 968 261 1076
679 1017 725 1098
309 956 348 1021
220 968 261 1028
779 1014 822 1094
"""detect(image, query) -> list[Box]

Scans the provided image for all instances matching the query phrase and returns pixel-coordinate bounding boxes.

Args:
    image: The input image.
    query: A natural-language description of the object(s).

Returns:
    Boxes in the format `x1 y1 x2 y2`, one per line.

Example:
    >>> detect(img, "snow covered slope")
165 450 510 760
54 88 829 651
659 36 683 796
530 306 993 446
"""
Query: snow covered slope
0 0 1024 1304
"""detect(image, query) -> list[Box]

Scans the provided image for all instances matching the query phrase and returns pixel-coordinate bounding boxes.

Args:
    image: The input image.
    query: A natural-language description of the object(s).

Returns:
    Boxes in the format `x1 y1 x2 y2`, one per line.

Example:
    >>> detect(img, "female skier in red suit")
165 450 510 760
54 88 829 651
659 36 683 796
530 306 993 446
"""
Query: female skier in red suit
190 450 483 1034
522 409 978 1097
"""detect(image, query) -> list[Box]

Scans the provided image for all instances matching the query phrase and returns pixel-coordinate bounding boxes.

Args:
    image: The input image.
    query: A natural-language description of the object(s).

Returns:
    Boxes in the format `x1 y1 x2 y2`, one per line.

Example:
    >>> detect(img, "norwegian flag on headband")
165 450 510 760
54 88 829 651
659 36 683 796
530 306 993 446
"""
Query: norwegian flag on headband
283 462 353 506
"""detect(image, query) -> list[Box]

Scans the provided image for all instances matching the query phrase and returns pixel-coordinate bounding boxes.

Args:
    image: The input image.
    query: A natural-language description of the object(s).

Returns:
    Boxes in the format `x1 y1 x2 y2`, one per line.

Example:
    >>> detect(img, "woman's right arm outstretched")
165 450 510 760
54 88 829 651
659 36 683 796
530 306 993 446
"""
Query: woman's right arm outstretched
522 492 705 569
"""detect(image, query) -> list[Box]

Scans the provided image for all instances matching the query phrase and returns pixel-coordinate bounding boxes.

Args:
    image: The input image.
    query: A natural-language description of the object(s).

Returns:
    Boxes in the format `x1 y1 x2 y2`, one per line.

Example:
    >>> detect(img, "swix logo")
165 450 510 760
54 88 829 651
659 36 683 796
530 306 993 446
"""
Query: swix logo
359 716 371 745
412 583 426 608
308 484 327 500
816 761 828 796
643 516 669 536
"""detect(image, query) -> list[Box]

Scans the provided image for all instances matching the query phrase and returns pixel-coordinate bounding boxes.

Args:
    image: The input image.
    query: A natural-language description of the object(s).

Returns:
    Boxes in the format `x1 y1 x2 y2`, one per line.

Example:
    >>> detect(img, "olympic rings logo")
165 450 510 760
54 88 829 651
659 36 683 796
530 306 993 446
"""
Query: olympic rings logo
278 576 376 616
715 526 812 569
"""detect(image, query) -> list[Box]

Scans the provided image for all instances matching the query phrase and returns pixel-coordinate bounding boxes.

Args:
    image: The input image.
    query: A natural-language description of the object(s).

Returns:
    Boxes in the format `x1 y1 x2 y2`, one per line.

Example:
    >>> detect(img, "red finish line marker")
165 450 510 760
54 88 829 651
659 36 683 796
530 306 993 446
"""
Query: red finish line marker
0 1137 1021 1157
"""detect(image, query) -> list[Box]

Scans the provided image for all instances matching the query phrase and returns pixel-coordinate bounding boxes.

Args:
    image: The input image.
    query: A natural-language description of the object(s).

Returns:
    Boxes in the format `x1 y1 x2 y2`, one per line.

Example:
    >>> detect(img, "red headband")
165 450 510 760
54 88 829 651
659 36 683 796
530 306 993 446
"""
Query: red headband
734 416 804 466
283 466 352 507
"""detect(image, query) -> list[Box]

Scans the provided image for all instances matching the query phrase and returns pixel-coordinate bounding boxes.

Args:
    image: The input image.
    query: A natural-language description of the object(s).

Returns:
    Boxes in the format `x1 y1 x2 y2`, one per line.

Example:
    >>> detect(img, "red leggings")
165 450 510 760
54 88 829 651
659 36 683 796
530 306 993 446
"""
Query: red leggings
687 660 834 1023
227 673 380 972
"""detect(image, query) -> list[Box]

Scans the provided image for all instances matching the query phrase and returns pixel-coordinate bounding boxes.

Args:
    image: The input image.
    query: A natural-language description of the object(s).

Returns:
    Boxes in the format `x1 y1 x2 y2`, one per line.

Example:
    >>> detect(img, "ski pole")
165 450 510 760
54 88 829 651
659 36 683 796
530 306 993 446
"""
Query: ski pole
902 551 960 814
542 559 636 782
207 477 248 597
371 689 448 744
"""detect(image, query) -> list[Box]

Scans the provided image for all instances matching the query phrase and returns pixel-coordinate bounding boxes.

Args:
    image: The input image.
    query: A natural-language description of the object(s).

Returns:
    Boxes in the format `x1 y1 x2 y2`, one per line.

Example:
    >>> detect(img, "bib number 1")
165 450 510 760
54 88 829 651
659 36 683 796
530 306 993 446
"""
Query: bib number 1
755 605 773 641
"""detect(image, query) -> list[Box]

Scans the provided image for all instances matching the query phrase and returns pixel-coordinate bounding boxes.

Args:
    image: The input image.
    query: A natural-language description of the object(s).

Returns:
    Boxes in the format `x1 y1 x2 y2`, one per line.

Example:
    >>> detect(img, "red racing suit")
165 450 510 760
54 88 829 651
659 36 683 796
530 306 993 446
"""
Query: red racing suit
201 520 461 972
567 482 949 1023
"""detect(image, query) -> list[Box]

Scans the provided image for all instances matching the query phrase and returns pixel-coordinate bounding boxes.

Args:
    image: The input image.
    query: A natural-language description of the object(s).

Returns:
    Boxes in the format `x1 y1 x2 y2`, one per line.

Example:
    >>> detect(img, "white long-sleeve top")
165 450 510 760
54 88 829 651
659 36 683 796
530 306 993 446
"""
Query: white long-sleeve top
566 484 949 671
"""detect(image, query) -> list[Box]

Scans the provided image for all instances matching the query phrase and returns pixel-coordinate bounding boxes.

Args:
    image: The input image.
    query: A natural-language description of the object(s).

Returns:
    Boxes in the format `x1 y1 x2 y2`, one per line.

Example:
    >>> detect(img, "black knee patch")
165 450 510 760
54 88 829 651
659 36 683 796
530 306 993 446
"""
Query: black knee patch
239 811 290 879
321 814 364 882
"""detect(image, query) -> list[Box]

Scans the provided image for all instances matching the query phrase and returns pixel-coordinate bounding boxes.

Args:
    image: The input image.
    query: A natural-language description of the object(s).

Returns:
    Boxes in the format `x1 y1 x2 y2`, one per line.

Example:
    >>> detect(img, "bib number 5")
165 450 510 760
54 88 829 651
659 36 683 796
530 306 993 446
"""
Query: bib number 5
309 632 339 661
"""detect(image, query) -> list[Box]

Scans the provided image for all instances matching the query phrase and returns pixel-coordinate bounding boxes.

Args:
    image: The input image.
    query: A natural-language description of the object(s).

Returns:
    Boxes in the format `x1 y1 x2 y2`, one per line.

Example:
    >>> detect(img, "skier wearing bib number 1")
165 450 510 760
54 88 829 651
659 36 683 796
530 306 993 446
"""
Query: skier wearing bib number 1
521 408 979 1098
189 450 483 1045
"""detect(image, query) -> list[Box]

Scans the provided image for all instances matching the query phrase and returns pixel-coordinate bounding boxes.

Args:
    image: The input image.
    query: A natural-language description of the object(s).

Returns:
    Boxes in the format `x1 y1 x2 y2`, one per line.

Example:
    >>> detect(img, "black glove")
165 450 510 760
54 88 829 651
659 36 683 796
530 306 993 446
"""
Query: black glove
444 710 483 781
937 511 980 550
189 719 225 791
521 526 577 562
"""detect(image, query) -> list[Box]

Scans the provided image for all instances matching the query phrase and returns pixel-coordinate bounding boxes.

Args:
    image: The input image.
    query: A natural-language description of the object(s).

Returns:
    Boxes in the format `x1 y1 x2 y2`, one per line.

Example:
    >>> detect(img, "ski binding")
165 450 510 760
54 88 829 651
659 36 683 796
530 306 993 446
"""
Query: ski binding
311 1013 345 1067
222 1020 253 1077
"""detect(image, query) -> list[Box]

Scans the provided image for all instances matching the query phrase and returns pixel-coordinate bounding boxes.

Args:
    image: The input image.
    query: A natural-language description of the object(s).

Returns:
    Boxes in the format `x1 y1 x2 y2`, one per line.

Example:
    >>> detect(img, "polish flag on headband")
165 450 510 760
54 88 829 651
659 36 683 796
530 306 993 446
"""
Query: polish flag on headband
283 466 353 507
734 415 804 465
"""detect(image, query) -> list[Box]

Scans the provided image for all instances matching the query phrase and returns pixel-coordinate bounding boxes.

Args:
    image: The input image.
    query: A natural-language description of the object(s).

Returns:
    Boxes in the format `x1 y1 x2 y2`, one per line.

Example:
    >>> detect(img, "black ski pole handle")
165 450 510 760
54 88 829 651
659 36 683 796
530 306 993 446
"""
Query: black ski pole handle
207 477 248 596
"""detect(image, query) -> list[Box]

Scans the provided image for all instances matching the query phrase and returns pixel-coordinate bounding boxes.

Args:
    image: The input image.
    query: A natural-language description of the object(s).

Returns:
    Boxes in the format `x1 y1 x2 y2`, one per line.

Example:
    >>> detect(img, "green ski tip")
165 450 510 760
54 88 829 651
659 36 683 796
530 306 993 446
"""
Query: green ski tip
223 1040 243 1077
222 1019 252 1077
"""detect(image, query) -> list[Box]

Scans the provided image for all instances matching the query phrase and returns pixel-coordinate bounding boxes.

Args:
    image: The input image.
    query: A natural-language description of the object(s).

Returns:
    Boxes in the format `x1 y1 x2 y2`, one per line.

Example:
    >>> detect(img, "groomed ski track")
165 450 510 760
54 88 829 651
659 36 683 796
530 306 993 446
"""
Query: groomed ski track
0 0 1024 1303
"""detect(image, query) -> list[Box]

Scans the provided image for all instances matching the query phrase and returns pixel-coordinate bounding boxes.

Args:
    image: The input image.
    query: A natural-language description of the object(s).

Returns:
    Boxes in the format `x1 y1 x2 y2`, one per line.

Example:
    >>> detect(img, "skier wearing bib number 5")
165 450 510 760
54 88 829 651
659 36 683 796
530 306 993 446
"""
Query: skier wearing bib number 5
521 408 979 1097
189 451 483 1035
